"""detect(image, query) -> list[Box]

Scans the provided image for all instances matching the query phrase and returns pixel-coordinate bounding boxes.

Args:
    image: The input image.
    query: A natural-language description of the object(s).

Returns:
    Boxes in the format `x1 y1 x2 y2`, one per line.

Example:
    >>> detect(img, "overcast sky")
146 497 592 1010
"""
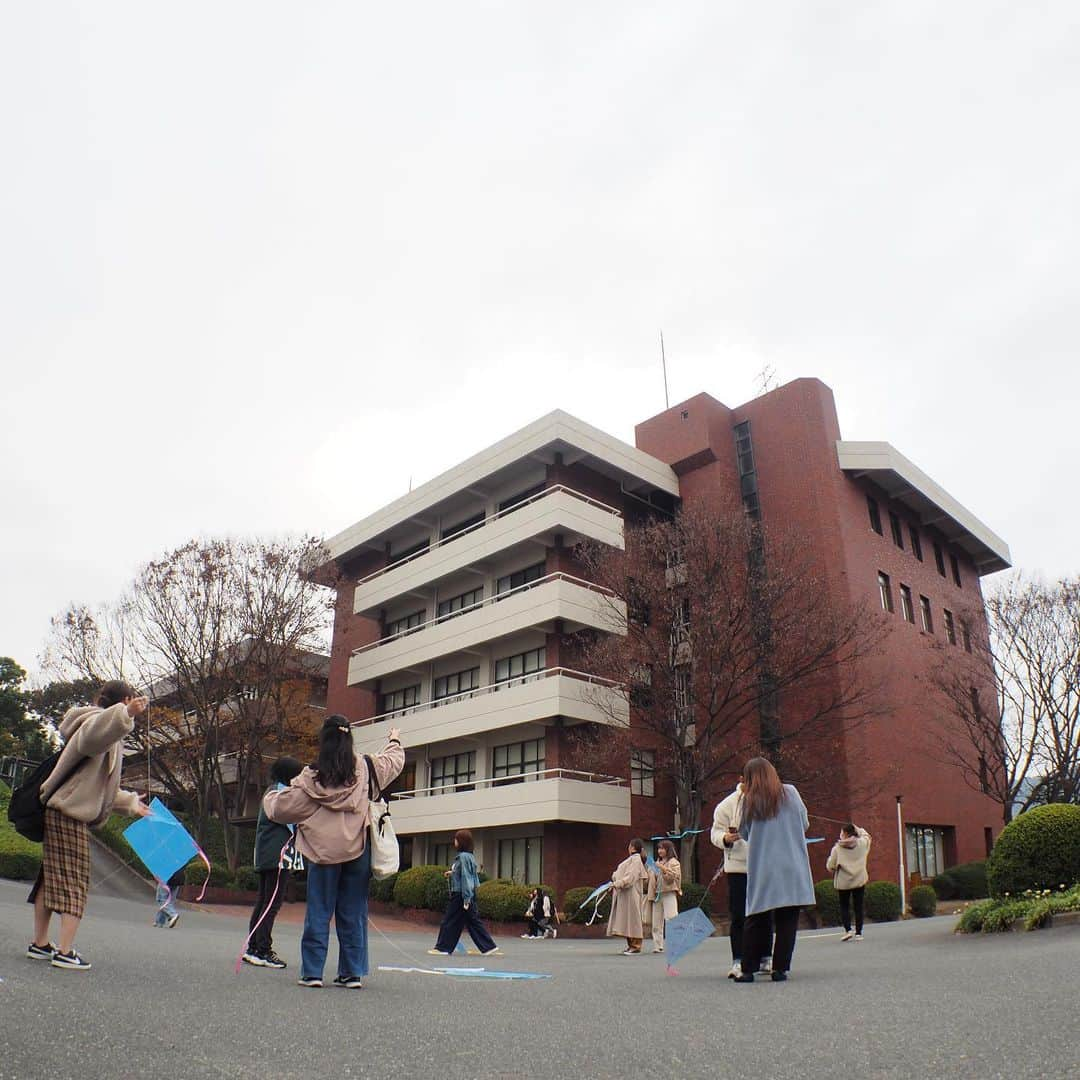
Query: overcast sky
2 3 1078 680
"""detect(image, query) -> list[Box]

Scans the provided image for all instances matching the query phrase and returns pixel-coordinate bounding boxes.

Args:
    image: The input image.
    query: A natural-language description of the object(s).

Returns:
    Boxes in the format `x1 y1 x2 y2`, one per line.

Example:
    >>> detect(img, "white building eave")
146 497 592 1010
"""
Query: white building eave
837 441 1011 575
315 410 679 570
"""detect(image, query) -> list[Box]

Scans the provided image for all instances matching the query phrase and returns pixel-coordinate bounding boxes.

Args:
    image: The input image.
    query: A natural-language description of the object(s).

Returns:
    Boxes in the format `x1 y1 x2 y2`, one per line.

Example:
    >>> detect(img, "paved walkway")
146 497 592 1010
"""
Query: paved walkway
1 877 1077 1079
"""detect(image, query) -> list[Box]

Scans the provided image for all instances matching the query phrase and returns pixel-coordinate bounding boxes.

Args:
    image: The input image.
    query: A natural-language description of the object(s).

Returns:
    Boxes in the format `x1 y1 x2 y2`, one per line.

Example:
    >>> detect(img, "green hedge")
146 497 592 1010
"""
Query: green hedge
678 882 712 915
233 866 260 892
94 814 145 874
814 880 841 926
865 881 902 921
393 865 447 909
956 884 1080 934
0 786 43 881
185 860 233 887
370 872 398 903
986 805 1080 898
932 861 988 900
909 884 937 918
563 885 612 923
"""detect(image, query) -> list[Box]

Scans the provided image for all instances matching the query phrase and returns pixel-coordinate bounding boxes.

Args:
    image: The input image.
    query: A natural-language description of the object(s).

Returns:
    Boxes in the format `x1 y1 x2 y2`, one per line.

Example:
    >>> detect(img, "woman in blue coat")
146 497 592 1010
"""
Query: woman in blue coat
733 757 815 983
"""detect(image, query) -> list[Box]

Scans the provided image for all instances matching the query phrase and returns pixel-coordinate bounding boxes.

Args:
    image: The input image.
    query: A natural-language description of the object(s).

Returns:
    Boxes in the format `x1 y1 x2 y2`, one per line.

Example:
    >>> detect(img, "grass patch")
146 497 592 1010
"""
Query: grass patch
955 884 1080 933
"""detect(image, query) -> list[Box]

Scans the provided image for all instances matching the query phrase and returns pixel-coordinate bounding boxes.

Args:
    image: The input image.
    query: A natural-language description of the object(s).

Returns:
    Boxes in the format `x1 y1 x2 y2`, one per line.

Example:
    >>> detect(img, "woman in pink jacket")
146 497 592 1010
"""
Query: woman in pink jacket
264 716 403 988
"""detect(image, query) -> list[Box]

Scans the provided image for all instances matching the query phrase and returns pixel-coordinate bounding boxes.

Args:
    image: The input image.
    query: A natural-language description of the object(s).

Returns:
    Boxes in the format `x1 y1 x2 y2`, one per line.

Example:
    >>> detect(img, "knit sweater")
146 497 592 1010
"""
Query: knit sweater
40 704 142 827
710 785 748 874
826 828 872 890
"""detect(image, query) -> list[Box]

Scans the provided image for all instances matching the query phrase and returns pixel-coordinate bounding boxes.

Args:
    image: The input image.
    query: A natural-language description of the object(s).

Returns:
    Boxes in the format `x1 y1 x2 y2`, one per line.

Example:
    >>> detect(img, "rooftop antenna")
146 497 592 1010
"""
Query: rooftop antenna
660 330 670 409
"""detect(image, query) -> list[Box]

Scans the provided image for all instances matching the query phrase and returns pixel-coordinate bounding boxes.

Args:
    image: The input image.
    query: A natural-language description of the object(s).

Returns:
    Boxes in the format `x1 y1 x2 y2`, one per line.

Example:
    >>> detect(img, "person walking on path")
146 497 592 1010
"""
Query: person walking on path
646 840 682 954
264 717 403 989
606 838 649 955
711 780 773 978
243 756 304 968
27 680 152 972
826 823 872 941
522 887 557 939
733 757 815 984
430 829 502 956
153 866 185 929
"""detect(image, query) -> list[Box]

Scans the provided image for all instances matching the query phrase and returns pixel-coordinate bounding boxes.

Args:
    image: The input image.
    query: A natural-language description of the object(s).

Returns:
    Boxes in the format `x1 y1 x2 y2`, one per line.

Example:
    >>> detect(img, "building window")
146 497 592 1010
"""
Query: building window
379 684 421 716
877 572 894 614
909 526 923 561
889 512 904 550
962 622 972 653
933 541 946 578
433 666 481 703
499 484 545 514
441 510 485 542
734 421 760 520
900 585 915 624
944 609 957 645
430 752 476 795
436 587 483 622
950 553 962 588
906 825 948 879
385 609 425 639
494 647 545 685
630 749 656 796
867 496 883 536
498 836 543 885
392 537 430 564
492 738 545 784
919 595 933 634
431 842 453 867
496 561 546 596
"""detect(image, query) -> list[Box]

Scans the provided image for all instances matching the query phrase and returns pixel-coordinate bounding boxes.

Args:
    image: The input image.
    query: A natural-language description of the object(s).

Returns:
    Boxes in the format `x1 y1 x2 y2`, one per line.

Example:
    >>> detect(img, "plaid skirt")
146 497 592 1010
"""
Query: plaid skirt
27 807 91 919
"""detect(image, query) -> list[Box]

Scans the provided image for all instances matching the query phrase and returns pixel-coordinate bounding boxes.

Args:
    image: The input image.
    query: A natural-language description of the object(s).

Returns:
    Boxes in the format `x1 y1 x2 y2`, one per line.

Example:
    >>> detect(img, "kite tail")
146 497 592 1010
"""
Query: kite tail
665 963 679 976
192 848 212 903
584 885 613 926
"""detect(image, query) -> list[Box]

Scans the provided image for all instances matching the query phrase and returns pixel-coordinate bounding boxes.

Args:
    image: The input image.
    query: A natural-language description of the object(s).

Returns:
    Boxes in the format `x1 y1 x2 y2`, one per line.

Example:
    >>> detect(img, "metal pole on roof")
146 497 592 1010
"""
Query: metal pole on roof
660 330 670 409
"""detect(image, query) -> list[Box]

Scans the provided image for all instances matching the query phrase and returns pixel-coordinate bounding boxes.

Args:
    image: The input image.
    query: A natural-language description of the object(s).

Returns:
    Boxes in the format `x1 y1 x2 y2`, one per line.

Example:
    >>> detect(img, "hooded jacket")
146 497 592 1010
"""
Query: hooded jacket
40 704 143 827
710 784 748 874
826 827 872 890
262 742 404 865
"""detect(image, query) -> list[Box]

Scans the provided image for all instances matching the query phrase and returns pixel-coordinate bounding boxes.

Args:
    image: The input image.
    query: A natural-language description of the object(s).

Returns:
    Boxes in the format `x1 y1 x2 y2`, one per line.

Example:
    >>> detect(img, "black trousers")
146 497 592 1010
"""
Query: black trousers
248 868 286 956
838 886 865 934
727 873 773 964
435 894 496 954
743 906 800 975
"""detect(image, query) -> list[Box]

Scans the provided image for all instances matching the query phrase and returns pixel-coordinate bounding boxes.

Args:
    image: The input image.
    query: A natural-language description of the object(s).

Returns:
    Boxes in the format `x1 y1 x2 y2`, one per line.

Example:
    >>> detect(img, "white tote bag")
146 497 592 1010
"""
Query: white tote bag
364 754 400 880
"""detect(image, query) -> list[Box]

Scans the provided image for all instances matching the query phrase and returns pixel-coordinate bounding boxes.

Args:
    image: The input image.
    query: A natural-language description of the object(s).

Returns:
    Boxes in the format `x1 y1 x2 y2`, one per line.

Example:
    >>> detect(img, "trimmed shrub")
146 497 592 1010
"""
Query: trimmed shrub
986 805 1080 898
424 869 453 912
475 881 552 921
186 860 232 887
909 884 937 918
814 880 841 926
864 881 902 922
369 872 398 903
563 885 612 924
0 848 42 881
956 898 996 933
932 861 988 901
233 866 260 892
678 882 712 915
393 865 447 909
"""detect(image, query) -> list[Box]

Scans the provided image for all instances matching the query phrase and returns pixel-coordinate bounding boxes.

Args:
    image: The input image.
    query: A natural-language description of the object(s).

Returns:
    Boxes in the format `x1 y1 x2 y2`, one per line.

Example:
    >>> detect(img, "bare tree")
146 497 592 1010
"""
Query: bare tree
42 536 333 861
570 499 886 877
929 574 1080 823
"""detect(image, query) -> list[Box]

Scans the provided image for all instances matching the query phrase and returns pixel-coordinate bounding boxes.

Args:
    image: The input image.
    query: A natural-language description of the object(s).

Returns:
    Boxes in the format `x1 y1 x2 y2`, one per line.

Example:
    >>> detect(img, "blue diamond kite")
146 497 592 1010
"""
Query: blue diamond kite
123 797 199 884
662 905 715 973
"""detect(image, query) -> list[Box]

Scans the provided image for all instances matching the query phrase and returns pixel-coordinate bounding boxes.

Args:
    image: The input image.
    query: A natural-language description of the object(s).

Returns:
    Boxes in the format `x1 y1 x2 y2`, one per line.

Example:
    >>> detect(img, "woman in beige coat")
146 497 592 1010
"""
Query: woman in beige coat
28 680 152 972
606 837 649 954
826 823 871 941
645 839 682 953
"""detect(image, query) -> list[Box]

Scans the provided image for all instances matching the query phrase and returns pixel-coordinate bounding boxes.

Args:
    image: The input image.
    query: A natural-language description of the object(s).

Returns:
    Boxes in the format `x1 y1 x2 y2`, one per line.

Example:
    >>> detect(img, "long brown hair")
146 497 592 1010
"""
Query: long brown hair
657 839 677 860
741 757 786 824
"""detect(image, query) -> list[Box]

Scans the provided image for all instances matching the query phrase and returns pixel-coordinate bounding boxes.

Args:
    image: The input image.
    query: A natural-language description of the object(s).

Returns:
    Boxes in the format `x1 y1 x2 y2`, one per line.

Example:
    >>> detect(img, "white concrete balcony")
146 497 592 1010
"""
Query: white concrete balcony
351 667 628 755
387 768 631 835
352 485 624 615
347 572 627 686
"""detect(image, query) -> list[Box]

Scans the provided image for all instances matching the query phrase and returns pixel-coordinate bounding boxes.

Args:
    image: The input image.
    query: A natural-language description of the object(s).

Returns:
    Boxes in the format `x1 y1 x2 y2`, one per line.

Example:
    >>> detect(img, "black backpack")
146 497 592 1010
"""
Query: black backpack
6 750 89 842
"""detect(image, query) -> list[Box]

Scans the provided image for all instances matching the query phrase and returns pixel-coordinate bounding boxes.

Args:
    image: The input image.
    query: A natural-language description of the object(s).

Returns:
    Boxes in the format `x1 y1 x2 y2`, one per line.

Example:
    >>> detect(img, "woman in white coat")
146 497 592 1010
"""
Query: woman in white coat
606 837 649 954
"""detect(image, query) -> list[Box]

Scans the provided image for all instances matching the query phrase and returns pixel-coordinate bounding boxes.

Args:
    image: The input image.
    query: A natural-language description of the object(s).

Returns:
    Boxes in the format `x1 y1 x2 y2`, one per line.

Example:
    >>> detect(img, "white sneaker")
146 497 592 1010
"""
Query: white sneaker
427 948 451 956
550 928 557 939
480 947 503 956
853 933 864 941
841 930 854 942
727 961 742 979
242 952 267 966
759 956 773 974
520 933 533 939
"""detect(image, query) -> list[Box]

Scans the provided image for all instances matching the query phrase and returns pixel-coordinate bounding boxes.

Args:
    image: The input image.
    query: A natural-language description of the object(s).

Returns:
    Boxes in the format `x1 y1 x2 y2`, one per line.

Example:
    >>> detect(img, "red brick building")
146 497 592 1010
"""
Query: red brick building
315 378 1009 902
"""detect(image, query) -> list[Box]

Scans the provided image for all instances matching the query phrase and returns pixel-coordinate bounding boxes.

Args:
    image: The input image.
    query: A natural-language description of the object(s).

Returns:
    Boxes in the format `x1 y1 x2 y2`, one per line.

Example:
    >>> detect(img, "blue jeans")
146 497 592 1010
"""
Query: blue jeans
301 845 371 980
154 881 179 926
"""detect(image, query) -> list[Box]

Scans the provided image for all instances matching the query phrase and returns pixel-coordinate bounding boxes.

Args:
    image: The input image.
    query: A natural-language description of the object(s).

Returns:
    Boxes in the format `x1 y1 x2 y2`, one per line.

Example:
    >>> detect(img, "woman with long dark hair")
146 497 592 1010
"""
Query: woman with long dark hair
28 680 152 971
264 715 403 988
732 757 814 983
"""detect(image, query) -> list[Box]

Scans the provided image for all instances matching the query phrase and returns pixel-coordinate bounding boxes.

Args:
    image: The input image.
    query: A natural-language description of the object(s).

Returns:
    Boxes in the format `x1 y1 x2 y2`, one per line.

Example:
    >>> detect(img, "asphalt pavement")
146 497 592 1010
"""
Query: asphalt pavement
0 876 1077 1080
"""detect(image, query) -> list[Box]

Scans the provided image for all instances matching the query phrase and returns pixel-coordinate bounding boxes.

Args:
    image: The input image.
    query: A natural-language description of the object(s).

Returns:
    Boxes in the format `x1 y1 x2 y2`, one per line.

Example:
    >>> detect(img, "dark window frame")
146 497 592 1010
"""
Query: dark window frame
900 584 915 623
889 512 904 550
878 571 894 614
496 561 546 596
867 496 883 536
919 595 934 634
909 526 923 561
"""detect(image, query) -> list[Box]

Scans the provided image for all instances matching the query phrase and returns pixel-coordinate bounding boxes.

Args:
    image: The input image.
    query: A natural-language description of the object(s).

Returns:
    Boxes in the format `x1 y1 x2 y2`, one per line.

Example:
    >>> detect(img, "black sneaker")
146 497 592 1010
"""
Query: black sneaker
297 976 322 988
771 971 788 982
263 952 287 969
27 942 57 961
241 952 267 967
333 975 364 989
51 950 92 971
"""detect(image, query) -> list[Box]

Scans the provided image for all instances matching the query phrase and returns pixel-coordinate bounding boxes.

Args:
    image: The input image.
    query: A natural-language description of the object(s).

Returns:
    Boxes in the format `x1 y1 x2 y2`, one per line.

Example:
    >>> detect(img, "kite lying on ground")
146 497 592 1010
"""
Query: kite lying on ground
379 966 551 980
123 798 211 902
